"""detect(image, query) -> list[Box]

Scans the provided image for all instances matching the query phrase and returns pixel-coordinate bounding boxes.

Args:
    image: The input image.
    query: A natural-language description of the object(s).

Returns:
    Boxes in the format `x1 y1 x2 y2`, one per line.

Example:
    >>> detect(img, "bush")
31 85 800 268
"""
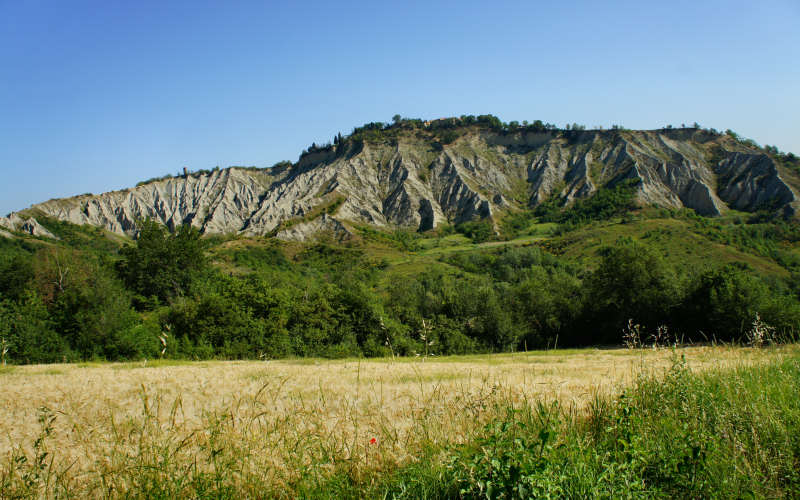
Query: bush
377 353 800 499
680 263 776 341
585 240 680 343
106 322 162 360
536 179 640 226
117 219 207 305
0 293 70 364
455 220 494 243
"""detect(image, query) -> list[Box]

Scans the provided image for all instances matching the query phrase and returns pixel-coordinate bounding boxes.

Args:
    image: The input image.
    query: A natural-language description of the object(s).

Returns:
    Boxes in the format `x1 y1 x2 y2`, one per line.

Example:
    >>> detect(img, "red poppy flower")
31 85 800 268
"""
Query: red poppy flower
370 437 377 445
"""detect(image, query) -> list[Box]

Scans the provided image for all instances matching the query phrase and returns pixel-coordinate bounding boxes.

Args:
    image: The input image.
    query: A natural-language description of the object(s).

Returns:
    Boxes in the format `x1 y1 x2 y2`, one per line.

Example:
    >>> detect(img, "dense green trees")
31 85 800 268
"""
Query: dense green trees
117 219 207 305
0 243 135 362
677 263 800 341
0 293 67 363
536 179 640 225
1 212 800 364
585 240 680 343
0 254 33 301
454 220 494 243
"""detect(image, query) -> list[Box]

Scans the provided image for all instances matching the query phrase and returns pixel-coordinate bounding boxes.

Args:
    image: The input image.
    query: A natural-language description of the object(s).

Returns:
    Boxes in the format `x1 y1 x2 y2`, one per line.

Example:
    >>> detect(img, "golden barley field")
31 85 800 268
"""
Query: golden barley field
1 345 795 496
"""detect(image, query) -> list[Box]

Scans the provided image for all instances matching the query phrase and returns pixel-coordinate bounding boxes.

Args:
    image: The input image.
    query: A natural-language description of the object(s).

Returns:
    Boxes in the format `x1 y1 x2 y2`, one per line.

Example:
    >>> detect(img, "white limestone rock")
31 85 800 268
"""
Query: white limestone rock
10 128 798 241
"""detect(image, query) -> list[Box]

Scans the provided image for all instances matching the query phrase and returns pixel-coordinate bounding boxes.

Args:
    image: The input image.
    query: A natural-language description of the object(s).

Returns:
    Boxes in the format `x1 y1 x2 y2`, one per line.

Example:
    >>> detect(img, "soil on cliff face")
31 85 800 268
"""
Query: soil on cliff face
5 126 797 240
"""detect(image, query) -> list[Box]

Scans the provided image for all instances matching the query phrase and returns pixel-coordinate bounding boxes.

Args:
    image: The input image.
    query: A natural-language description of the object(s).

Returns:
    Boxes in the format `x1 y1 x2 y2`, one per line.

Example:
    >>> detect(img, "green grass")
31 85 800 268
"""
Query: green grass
75 361 105 369
315 349 800 498
33 368 64 375
110 359 209 370
543 217 792 276
3 348 798 498
395 372 467 383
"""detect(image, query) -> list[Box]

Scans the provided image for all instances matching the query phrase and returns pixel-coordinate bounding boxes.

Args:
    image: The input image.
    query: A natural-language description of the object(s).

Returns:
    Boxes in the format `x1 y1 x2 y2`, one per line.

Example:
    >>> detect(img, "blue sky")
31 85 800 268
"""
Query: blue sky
1 0 798 216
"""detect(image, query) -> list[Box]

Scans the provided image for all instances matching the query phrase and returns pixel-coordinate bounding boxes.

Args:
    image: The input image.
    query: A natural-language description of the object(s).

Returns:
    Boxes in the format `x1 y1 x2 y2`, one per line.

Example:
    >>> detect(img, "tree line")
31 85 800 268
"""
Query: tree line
1 215 799 364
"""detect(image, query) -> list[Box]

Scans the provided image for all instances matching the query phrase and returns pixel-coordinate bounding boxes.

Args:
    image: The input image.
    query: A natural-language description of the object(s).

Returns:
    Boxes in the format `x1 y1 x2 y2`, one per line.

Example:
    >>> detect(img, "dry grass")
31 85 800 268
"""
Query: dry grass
1 345 795 496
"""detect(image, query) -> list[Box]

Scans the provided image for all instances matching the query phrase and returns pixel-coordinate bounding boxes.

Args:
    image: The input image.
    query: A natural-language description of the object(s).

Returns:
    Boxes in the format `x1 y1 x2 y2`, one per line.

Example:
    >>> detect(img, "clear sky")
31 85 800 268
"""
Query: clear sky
1 0 798 216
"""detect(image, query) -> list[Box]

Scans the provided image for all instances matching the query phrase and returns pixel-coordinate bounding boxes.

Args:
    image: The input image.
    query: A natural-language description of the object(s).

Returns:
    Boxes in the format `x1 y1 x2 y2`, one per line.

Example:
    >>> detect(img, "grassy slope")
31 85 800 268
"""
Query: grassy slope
13 209 792 283
541 217 791 276
204 213 796 295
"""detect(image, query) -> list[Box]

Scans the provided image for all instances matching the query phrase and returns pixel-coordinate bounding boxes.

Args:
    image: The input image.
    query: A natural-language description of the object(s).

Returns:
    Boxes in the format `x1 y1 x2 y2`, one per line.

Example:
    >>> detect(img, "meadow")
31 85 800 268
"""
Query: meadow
2 344 798 498
4 196 800 497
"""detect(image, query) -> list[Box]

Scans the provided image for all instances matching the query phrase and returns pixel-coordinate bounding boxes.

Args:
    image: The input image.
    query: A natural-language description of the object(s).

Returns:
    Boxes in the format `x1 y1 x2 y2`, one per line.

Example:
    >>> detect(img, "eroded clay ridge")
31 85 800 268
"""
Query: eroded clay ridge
3 128 797 240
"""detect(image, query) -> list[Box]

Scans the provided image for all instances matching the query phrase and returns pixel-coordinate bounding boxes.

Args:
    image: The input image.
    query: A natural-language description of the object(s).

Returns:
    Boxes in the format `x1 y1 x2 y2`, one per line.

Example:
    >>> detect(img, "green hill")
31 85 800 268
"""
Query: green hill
3 197 800 364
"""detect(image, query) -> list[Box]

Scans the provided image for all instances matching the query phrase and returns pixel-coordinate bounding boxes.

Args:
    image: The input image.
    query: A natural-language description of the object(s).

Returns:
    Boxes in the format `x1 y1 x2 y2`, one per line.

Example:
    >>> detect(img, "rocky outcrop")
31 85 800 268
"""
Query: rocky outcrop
0 213 58 238
714 152 798 215
275 214 352 242
7 127 798 240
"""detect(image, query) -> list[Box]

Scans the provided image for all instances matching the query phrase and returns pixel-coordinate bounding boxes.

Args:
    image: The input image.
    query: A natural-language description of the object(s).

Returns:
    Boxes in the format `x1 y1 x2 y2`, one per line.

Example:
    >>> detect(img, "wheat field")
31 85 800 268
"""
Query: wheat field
1 345 794 496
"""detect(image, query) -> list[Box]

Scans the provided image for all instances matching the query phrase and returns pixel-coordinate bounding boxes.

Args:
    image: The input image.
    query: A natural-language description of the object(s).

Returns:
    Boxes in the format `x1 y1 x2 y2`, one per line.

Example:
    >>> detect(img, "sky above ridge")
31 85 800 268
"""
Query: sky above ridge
1 0 798 216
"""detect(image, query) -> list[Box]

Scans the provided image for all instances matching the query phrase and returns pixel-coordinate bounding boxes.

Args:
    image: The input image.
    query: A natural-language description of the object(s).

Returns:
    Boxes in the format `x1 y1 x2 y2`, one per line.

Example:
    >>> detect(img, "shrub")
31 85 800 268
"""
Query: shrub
0 293 70 363
378 352 800 499
117 219 207 305
585 240 680 343
455 220 494 243
536 179 640 226
680 263 770 341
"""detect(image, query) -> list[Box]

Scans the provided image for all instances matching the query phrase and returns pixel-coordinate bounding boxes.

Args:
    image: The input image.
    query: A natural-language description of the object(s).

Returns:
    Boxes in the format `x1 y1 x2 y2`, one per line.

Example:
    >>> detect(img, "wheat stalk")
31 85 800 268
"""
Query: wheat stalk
623 319 642 349
0 337 8 366
159 324 171 357
420 319 435 361
747 312 775 347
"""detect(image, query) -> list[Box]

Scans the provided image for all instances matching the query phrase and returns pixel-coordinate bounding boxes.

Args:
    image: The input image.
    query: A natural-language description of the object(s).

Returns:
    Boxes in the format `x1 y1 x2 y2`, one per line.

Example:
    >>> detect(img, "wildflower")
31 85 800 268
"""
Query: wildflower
370 437 377 445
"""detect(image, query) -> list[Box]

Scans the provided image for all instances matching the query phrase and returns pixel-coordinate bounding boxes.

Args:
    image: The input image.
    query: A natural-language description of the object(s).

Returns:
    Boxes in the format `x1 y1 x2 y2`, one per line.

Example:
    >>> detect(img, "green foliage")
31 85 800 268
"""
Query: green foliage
355 225 423 251
536 179 641 226
33 214 120 254
272 196 347 234
270 160 293 170
689 218 800 271
437 130 460 144
387 247 585 352
164 290 284 359
511 267 584 348
0 293 69 364
135 174 174 186
49 267 139 359
444 245 575 282
106 322 162 360
678 263 800 341
229 244 290 272
294 243 367 273
329 114 561 156
4 199 800 364
391 230 422 251
117 219 208 305
585 239 681 343
455 220 494 243
500 210 537 239
0 254 34 301
375 353 800 499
